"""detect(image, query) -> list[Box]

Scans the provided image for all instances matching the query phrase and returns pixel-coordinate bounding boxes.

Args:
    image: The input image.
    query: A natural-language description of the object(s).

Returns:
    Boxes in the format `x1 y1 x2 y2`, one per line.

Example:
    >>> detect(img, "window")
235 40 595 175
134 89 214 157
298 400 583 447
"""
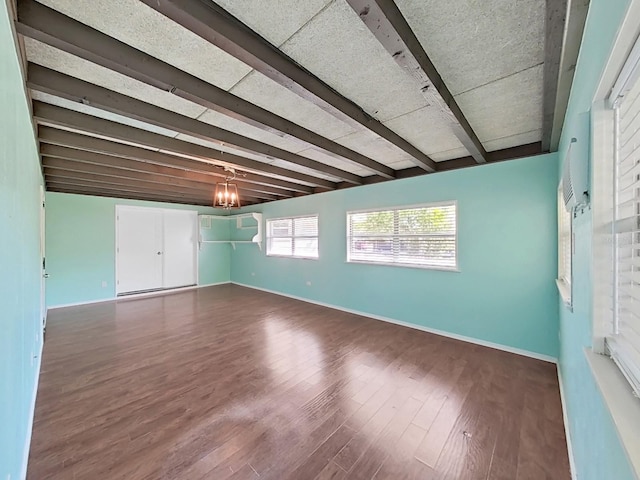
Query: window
594 39 640 398
607 74 640 396
589 6 640 472
557 183 572 307
266 215 318 258
346 202 457 269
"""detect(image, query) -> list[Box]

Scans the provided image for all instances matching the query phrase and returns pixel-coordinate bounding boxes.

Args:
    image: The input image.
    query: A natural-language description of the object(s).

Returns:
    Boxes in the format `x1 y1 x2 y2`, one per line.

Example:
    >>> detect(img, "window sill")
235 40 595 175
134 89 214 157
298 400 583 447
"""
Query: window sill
556 279 572 310
266 254 319 260
585 348 640 477
346 259 460 272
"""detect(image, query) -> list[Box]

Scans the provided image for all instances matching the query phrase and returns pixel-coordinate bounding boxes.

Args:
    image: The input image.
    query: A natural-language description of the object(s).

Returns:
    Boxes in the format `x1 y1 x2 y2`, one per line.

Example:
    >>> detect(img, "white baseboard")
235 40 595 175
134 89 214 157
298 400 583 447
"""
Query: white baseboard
20 335 43 480
558 369 578 480
47 281 231 311
231 281 558 364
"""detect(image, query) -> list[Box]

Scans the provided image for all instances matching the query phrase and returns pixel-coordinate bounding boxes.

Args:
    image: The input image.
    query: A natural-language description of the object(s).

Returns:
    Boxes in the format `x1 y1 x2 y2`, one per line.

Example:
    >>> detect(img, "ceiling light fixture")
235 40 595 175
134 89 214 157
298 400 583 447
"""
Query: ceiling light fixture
214 167 241 209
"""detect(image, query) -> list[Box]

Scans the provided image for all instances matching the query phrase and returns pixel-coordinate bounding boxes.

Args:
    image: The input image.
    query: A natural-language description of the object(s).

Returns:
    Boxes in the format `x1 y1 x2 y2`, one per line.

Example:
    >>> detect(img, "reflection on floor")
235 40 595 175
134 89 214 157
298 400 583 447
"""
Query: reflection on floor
28 284 570 479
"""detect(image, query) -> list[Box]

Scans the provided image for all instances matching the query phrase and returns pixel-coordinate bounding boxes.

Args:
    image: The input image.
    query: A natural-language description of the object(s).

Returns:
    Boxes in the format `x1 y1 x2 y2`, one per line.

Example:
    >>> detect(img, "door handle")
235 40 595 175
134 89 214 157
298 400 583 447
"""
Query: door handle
43 273 50 278
157 252 162 255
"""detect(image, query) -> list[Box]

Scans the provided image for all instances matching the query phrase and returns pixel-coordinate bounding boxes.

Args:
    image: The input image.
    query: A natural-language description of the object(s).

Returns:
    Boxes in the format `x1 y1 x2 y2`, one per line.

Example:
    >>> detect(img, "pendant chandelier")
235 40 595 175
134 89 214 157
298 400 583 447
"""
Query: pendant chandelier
214 168 241 209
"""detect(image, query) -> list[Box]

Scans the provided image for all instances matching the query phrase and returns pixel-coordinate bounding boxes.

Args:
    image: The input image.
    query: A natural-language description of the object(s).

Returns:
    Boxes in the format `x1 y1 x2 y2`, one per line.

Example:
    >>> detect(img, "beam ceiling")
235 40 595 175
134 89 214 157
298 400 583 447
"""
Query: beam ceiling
12 0 581 207
28 63 363 184
41 155 280 201
43 173 266 204
541 0 569 152
37 126 310 195
16 0 395 179
136 0 438 172
345 0 487 164
45 185 234 207
32 101 336 189
40 137 296 198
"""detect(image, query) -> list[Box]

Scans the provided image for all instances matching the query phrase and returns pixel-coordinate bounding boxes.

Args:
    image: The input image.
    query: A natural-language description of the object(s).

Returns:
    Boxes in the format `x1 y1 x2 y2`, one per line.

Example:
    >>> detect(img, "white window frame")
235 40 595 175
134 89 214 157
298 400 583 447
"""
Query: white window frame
590 2 640 474
557 183 573 308
265 214 319 259
346 201 458 271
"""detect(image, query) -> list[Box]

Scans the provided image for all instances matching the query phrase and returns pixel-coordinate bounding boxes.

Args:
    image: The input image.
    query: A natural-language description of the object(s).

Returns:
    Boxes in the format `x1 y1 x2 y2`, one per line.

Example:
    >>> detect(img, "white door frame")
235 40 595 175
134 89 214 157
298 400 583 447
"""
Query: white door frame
115 205 199 295
40 184 46 331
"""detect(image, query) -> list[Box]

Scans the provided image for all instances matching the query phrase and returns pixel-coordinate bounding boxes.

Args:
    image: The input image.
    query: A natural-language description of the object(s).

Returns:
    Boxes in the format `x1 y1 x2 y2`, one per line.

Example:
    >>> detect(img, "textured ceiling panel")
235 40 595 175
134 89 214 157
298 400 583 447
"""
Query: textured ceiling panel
483 129 542 152
295 148 373 176
211 0 332 47
382 158 419 169
334 129 418 165
455 65 543 143
42 124 162 151
281 0 427 122
156 150 219 166
197 108 307 153
31 91 180 138
25 39 208 118
270 159 340 181
230 70 356 141
383 105 469 156
173 133 277 164
38 0 253 90
395 0 545 95
429 147 469 162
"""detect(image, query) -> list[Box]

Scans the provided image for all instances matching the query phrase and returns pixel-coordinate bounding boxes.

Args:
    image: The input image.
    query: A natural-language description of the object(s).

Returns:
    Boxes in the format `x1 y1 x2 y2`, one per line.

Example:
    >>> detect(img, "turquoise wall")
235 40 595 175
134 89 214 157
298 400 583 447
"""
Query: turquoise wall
45 193 231 307
557 0 637 478
232 154 560 359
0 2 44 478
37 1 640 478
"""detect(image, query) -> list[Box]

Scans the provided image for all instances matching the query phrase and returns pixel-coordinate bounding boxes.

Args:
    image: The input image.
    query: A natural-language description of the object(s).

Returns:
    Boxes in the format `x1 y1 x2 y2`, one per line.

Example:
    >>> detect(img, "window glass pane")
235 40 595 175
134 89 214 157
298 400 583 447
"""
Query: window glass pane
397 236 456 267
267 237 292 256
349 237 394 262
294 216 318 236
397 206 456 235
293 238 318 258
268 219 292 237
349 211 393 235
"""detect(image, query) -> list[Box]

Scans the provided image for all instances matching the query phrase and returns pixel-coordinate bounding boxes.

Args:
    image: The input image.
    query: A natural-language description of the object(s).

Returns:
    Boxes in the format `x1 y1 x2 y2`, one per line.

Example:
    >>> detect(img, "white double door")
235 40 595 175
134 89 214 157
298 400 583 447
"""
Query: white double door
116 206 198 295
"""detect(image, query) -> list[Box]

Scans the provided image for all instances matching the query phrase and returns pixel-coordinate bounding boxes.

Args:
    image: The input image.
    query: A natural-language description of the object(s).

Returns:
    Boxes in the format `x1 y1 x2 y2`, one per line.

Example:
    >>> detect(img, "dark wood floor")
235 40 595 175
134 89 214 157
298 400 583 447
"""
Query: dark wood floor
28 284 570 480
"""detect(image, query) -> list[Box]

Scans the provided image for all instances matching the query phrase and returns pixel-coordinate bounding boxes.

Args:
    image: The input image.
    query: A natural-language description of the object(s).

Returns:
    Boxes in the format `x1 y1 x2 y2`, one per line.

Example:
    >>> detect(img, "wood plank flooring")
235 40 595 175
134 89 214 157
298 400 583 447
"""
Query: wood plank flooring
28 284 570 479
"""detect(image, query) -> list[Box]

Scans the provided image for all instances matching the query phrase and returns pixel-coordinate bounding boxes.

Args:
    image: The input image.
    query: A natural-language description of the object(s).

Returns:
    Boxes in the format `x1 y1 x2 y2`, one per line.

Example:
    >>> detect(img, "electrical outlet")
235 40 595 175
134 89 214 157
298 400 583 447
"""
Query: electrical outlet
102 281 107 288
306 281 312 286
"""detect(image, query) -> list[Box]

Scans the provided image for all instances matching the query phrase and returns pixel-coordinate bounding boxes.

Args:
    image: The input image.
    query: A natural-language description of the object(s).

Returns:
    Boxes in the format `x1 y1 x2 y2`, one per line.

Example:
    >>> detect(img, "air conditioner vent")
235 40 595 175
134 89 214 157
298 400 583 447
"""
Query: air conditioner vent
562 137 589 211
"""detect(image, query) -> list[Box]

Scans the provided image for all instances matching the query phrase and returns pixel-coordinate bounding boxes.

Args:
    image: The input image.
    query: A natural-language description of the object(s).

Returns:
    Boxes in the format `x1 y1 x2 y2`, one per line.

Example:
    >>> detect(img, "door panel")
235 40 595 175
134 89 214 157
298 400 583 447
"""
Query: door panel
117 207 163 294
40 185 46 330
162 210 197 289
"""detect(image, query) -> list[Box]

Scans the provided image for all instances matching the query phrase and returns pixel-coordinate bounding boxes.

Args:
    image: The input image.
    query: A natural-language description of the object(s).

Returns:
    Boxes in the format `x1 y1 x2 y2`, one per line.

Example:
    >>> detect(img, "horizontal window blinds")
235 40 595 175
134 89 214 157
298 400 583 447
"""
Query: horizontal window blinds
610 66 640 396
347 203 457 269
266 215 318 258
558 185 572 289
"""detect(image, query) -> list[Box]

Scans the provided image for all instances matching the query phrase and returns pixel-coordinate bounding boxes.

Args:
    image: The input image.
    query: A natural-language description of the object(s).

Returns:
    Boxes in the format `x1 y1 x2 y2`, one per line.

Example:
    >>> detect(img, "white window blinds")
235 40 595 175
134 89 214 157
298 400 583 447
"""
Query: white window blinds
266 215 318 258
609 59 640 396
557 184 572 305
347 203 457 269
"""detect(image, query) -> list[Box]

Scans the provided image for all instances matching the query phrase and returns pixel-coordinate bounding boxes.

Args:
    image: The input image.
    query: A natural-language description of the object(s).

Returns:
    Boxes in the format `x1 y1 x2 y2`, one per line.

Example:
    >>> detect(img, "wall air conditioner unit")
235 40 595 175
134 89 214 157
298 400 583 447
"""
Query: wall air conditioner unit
562 137 589 211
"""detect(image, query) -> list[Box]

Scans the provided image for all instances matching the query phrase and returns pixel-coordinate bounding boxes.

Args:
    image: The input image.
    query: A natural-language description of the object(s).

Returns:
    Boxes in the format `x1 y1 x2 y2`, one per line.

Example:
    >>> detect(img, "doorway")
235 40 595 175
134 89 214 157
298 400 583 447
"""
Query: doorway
115 206 198 295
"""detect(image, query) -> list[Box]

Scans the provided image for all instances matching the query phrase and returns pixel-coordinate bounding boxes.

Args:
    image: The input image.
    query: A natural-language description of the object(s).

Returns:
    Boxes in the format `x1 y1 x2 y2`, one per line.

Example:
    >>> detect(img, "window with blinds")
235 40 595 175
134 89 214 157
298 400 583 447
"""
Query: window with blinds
347 203 457 269
557 183 572 306
608 53 640 397
266 215 318 259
